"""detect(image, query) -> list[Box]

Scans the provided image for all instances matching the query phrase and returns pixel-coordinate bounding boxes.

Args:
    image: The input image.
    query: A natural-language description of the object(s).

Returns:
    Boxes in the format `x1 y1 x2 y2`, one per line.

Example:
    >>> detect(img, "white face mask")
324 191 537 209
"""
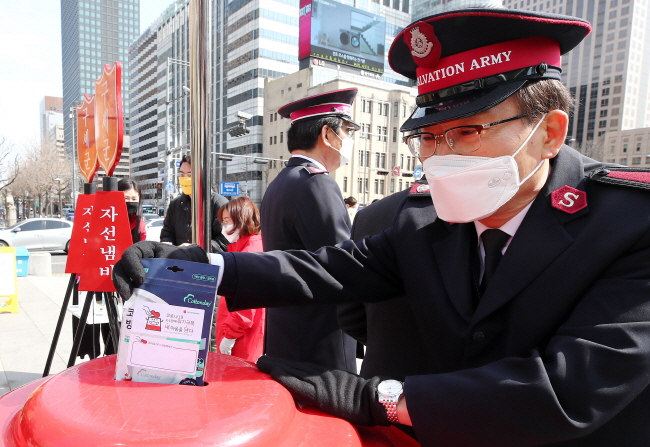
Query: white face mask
221 224 240 243
330 130 355 166
423 114 546 223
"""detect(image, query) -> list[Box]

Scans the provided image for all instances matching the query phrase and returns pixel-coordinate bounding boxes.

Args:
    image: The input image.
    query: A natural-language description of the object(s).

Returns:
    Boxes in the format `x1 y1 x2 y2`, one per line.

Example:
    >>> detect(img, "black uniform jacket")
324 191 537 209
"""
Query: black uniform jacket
160 193 229 252
260 156 357 372
221 147 650 446
337 184 431 381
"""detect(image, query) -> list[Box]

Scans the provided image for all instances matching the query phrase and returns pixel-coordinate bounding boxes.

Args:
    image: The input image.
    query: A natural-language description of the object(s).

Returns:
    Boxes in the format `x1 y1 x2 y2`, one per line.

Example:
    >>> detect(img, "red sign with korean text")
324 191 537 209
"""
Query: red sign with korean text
65 194 96 274
298 0 312 60
78 192 132 292
77 94 99 183
95 62 124 177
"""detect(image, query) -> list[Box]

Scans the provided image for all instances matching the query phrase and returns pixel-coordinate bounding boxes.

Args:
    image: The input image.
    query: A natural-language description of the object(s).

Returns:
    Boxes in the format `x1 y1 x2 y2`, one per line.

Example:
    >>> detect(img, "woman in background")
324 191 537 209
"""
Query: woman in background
118 177 146 244
216 196 264 362
344 196 358 223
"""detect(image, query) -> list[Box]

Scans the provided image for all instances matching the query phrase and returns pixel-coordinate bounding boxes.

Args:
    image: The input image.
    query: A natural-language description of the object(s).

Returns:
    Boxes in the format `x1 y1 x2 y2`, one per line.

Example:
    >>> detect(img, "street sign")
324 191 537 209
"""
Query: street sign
392 166 401 176
176 161 181 168
413 167 422 178
165 182 174 192
220 182 240 197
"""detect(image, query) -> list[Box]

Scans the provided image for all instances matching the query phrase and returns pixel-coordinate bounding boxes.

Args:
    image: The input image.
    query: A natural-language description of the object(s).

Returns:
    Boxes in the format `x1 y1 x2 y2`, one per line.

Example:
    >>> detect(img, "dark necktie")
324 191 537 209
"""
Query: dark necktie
480 229 510 295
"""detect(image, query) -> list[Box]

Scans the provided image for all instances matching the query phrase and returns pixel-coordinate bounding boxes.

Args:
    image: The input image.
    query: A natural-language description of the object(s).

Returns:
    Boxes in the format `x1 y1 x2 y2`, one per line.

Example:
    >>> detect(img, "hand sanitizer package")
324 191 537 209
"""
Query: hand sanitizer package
115 258 218 385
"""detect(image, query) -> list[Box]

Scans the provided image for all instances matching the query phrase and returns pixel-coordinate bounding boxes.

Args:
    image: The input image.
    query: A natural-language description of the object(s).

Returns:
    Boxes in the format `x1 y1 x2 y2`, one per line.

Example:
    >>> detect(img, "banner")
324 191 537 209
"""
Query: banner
76 95 98 184
78 191 132 292
95 62 124 177
65 194 95 274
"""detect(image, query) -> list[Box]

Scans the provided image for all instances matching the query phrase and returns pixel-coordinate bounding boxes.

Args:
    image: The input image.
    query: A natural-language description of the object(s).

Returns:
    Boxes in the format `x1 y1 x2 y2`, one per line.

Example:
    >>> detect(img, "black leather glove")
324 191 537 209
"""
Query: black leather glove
112 241 209 300
256 356 390 427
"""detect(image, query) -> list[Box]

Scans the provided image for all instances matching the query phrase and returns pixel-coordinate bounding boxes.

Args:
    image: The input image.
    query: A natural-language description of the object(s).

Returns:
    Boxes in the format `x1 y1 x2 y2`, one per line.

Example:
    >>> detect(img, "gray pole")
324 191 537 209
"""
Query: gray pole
164 57 171 210
70 106 77 207
189 0 212 250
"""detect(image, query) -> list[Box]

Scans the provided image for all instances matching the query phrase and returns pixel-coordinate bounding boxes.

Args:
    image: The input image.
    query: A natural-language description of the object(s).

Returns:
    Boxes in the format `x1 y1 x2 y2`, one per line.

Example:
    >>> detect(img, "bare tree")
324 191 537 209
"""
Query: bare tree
0 137 19 193
10 141 72 218
574 139 606 162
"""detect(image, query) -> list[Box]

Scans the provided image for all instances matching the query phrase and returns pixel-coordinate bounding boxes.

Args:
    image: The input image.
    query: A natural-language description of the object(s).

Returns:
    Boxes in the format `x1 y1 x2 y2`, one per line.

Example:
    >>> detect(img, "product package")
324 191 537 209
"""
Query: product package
115 258 219 385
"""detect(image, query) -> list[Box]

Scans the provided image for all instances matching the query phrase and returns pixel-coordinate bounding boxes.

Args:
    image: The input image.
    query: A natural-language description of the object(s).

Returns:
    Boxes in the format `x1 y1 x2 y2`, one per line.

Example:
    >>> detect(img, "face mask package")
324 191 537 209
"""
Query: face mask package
114 258 219 386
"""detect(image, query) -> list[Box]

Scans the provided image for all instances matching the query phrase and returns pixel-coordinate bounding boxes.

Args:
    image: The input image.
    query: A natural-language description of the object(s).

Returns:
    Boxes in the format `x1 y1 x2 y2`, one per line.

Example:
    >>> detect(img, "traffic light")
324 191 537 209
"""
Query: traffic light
157 183 162 189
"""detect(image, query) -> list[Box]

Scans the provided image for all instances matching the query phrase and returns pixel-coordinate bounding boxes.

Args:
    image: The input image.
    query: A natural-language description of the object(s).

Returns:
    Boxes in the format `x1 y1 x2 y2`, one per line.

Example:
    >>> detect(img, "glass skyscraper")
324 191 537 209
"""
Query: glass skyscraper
61 0 140 166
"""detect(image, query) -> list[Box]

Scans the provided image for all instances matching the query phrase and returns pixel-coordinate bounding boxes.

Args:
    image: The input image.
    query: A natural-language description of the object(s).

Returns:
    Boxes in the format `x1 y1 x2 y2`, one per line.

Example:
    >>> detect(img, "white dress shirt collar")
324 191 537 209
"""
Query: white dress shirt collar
474 201 534 254
292 154 328 174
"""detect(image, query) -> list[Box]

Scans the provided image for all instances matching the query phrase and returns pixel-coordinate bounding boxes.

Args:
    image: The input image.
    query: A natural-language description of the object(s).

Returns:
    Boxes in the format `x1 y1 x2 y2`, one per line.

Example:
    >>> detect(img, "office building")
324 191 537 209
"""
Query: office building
129 21 163 204
504 0 650 152
264 68 417 206
60 0 138 180
130 0 300 205
127 0 414 205
39 96 63 146
412 0 503 20
211 0 302 204
128 0 189 206
39 96 65 157
601 127 650 167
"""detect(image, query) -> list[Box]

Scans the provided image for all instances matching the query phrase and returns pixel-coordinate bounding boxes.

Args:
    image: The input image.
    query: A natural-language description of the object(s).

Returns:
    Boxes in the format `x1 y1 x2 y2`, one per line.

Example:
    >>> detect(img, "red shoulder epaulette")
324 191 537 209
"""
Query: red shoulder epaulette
589 167 650 191
409 183 430 196
304 166 328 175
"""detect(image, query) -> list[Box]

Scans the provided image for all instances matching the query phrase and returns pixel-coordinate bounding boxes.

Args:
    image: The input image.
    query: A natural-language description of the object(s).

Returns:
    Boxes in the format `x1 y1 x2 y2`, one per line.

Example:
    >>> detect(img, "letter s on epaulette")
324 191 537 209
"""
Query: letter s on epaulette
304 166 329 175
589 167 650 191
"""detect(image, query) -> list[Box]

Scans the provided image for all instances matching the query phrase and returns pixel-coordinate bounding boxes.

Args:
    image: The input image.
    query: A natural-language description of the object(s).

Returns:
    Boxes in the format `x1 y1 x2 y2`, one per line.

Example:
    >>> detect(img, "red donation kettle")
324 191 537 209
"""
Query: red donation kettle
0 354 418 446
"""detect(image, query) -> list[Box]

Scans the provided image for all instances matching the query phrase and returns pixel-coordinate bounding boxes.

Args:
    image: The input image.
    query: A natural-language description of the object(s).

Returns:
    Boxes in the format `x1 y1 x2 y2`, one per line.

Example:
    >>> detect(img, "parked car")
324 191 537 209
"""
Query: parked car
145 218 165 242
0 218 73 252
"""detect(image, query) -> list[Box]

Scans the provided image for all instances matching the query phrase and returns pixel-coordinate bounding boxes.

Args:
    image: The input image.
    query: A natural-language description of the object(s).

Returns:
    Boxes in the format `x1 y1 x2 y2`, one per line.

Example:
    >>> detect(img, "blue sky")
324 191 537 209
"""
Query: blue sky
0 0 168 152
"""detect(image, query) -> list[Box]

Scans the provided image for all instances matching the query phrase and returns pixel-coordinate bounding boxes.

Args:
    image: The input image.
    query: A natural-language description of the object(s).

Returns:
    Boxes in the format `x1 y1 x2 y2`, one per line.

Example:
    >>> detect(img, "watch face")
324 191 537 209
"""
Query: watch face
378 380 403 397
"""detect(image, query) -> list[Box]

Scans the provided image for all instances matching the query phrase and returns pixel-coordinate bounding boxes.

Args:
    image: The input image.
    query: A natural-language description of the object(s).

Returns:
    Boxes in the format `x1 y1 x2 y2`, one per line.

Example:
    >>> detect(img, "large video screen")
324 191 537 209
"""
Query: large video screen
299 0 386 74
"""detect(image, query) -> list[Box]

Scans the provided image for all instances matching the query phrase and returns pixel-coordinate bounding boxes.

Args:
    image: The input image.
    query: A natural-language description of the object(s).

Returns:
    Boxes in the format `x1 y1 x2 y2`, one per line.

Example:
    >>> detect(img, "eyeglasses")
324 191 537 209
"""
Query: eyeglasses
341 125 357 138
403 114 529 159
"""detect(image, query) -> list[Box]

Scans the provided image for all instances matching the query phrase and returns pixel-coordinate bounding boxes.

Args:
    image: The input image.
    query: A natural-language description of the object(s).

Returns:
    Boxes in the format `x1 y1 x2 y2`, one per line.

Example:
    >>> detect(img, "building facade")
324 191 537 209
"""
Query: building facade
127 0 415 206
128 25 159 202
212 0 301 204
263 68 417 206
412 0 503 20
60 0 139 184
39 96 65 157
505 0 650 150
128 0 190 206
601 127 650 167
219 0 413 203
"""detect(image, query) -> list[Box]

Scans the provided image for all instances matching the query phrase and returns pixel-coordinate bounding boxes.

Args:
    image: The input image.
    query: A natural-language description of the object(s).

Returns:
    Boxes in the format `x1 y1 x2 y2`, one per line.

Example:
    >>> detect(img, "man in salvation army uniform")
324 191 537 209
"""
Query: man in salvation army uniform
259 88 360 373
115 8 650 447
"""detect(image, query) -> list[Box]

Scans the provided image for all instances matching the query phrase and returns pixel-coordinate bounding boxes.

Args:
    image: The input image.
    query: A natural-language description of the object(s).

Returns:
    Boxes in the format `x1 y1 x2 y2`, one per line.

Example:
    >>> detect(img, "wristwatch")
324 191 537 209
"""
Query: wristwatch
377 379 404 424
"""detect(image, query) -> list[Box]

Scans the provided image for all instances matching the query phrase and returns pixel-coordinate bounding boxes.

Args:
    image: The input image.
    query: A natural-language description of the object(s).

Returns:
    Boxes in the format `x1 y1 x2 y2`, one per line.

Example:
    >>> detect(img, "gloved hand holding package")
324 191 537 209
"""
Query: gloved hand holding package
114 258 218 386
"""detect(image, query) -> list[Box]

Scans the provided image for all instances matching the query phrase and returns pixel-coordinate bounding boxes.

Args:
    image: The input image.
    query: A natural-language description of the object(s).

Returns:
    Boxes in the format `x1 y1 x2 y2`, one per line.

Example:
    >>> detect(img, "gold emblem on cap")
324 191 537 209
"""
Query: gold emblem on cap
410 27 433 59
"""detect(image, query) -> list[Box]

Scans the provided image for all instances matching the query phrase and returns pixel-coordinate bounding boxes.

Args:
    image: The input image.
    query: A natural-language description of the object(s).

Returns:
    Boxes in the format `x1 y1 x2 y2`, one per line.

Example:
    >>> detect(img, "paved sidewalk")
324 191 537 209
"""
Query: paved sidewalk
0 275 92 397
